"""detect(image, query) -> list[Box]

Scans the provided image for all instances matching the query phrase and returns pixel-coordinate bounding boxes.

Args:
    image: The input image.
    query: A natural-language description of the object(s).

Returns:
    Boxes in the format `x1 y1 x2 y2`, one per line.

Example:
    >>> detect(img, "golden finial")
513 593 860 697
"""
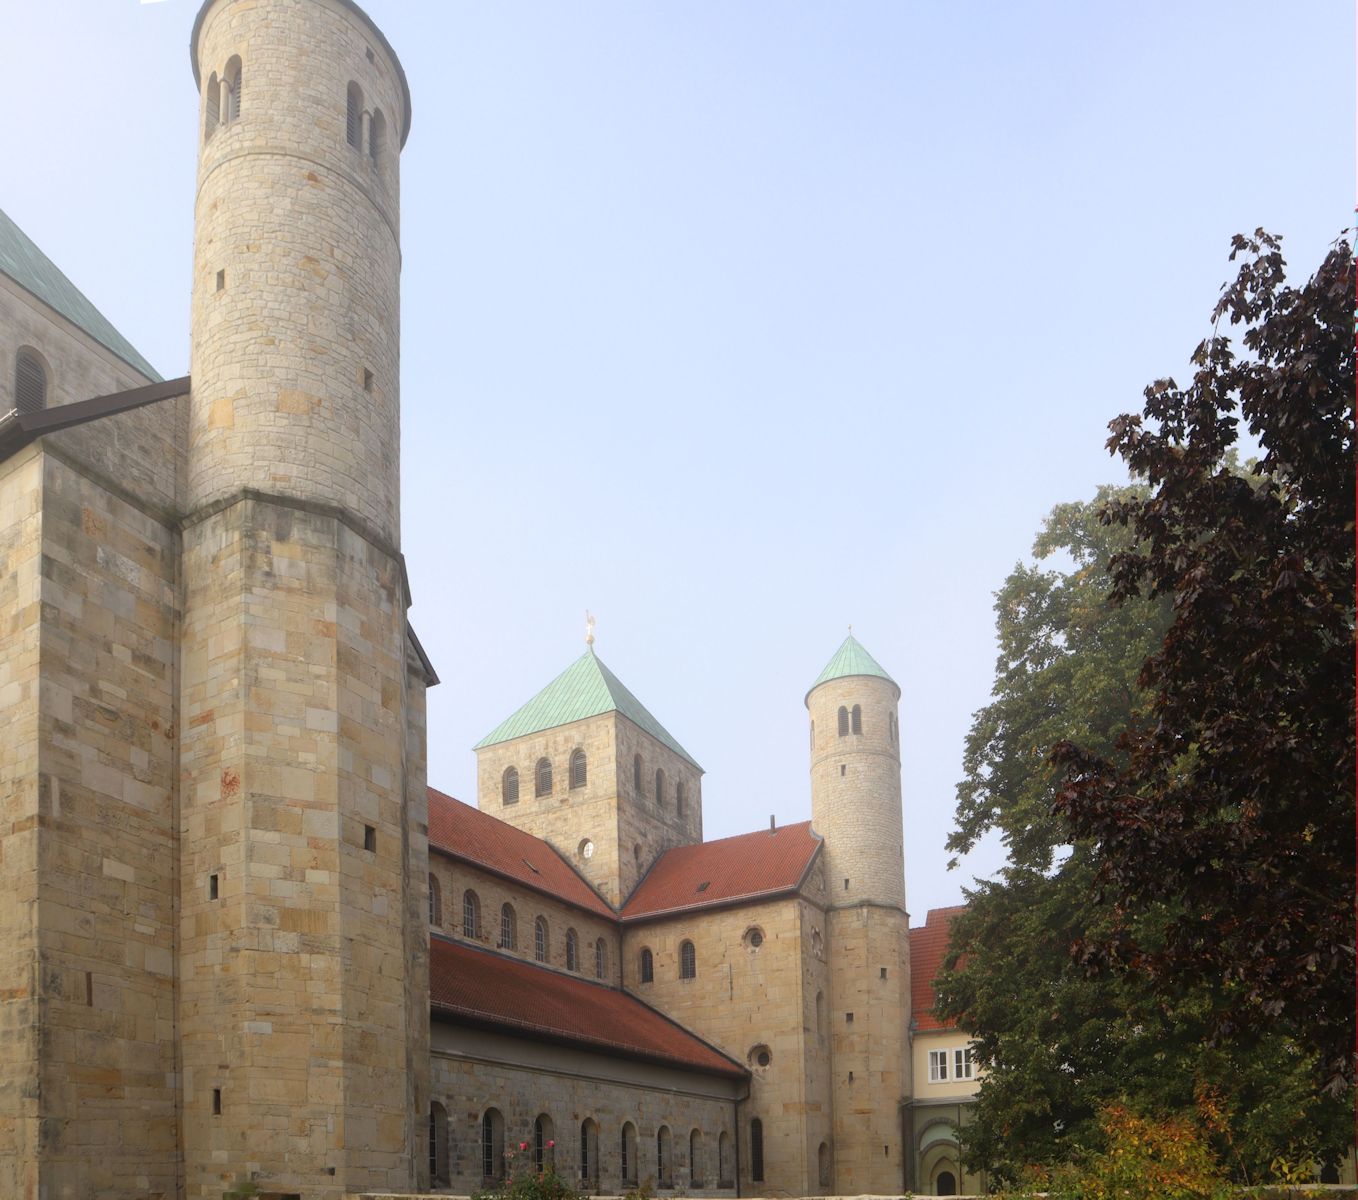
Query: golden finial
585 610 596 648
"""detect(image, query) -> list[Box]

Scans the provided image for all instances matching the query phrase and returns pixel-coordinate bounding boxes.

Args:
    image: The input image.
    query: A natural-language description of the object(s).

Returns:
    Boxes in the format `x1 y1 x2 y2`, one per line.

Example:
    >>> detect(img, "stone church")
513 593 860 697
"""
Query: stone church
0 1 979 1197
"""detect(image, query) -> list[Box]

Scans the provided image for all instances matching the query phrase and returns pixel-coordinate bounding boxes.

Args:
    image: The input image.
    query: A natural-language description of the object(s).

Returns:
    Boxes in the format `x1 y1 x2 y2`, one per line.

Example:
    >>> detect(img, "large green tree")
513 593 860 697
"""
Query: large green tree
1053 231 1356 1100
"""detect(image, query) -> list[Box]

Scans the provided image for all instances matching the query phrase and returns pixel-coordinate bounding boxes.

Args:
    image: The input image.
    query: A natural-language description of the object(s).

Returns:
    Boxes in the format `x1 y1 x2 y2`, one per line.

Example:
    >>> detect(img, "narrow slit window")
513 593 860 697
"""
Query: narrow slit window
212 1088 222 1115
209 873 219 900
363 825 376 852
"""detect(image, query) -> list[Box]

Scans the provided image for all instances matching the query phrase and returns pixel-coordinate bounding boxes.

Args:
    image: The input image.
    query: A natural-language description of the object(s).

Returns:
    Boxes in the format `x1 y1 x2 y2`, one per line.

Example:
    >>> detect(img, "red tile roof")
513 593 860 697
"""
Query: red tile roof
427 788 614 919
910 905 967 1033
621 822 821 920
430 936 746 1079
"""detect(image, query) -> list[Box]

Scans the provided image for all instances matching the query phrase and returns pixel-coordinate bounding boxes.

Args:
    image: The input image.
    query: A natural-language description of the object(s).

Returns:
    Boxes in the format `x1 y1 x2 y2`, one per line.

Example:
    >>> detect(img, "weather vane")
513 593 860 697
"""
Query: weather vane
585 610 596 648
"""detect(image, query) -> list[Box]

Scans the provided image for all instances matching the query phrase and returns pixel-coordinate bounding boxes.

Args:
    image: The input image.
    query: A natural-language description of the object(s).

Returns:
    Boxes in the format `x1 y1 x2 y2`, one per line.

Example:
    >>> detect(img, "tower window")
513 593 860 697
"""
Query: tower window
840 764 846 776
502 766 519 806
569 748 587 789
346 82 364 148
851 704 862 734
535 757 552 797
223 57 241 123
212 1087 222 1115
654 768 665 808
534 917 548 963
427 874 441 926
363 824 376 852
14 349 47 414
462 889 481 939
362 368 374 393
565 928 578 972
500 903 516 950
369 107 385 164
837 706 849 737
215 269 226 292
209 873 219 901
679 939 696 980
640 947 654 984
205 71 219 139
633 754 642 793
846 1012 854 1024
889 712 897 744
675 780 685 817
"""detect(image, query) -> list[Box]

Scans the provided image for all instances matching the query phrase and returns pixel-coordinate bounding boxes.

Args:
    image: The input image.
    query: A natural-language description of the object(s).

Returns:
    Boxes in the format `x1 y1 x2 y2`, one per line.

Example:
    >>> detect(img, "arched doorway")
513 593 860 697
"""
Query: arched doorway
936 1169 957 1195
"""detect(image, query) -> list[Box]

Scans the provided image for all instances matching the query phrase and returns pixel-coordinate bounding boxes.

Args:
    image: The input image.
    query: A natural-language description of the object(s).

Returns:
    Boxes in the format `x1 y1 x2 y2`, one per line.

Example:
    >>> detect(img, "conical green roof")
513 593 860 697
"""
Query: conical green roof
475 649 701 769
807 634 897 701
0 207 161 382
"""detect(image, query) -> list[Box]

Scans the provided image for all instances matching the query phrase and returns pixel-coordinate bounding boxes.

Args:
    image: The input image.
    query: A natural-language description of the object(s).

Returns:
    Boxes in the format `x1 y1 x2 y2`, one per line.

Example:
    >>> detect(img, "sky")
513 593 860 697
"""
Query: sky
2 0 1351 918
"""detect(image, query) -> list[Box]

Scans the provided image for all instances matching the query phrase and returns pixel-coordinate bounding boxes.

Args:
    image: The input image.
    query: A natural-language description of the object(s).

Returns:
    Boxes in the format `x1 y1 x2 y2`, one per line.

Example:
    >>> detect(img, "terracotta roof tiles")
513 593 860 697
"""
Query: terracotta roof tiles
427 788 613 919
910 904 967 1033
621 822 821 920
430 936 746 1079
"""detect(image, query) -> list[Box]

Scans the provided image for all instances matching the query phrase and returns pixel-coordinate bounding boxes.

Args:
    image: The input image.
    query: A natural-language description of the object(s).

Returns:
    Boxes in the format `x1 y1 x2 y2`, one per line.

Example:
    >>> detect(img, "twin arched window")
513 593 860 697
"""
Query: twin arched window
837 704 863 736
345 80 385 164
565 928 578 972
534 917 548 963
14 349 47 413
679 939 696 980
569 748 587 789
462 889 481 939
502 766 519 806
204 57 241 142
639 947 654 984
500 903 517 950
535 757 552 798
427 874 441 927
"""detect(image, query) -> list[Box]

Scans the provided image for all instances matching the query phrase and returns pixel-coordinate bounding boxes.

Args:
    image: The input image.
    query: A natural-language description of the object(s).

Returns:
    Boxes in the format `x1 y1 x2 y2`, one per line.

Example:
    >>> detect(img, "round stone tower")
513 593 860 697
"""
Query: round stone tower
179 3 426 1197
807 634 910 1194
189 0 410 545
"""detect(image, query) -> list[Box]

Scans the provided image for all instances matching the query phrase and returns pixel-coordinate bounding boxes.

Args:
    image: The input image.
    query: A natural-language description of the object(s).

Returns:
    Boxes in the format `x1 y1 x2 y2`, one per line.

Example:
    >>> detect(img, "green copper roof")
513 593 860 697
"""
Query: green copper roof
475 649 702 769
0 208 161 383
807 634 898 699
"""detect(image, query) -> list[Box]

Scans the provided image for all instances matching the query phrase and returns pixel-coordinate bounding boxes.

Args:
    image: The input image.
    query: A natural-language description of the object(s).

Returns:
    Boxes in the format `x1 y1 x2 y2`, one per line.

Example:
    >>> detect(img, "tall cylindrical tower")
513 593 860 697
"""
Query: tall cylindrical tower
179 3 426 1197
807 634 911 1194
189 0 408 545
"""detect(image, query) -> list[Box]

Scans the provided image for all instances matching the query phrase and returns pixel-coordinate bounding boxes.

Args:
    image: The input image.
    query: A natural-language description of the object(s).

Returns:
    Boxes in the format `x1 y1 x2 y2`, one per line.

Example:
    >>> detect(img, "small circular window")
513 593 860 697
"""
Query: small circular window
579 839 595 860
743 926 765 952
748 1043 772 1071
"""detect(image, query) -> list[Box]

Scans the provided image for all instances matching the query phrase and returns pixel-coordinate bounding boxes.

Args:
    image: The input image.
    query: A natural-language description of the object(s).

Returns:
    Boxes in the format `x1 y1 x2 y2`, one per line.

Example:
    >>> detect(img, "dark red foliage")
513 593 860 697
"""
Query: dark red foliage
1051 231 1356 1094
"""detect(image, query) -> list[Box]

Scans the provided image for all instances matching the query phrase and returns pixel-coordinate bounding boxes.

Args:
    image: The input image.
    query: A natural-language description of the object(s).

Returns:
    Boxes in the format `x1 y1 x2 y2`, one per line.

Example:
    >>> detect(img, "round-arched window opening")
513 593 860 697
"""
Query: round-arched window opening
748 1043 772 1071
743 926 765 952
579 838 595 860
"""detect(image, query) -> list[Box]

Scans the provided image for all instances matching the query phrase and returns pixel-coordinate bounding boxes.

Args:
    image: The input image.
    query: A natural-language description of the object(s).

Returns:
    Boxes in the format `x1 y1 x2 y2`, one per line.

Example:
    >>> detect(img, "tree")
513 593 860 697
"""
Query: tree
1052 230 1355 1100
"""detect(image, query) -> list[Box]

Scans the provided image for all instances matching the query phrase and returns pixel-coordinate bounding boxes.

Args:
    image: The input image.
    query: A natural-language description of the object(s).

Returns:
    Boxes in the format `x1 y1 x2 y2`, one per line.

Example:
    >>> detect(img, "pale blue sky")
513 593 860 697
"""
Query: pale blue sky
3 1 1350 917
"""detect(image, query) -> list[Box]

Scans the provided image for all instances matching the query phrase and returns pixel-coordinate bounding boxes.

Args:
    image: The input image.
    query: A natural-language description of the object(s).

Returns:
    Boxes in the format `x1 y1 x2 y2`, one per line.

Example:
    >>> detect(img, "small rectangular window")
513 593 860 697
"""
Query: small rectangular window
363 368 374 392
929 1049 949 1082
363 825 376 852
880 966 887 979
209 874 219 900
85 971 93 1006
843 878 849 890
212 1088 222 1115
215 269 225 292
848 1070 854 1082
845 1012 854 1024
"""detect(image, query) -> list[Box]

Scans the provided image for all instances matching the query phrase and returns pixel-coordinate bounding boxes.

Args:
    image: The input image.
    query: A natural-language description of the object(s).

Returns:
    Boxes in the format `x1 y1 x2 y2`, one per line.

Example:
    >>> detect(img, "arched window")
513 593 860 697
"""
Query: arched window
222 55 242 124
579 1118 599 1187
502 766 519 805
427 874 441 926
462 889 481 939
535 757 552 798
534 917 548 963
594 937 607 979
534 1114 555 1173
640 947 654 984
656 1126 672 1188
837 706 849 737
430 1101 450 1185
818 1141 830 1188
481 1108 505 1181
633 754 642 793
654 768 665 807
718 1130 733 1187
689 1129 704 1187
369 107 385 165
851 704 862 734
346 82 364 147
750 1118 764 1183
569 748 587 789
14 349 47 414
565 928 578 972
500 903 517 950
205 71 219 139
675 781 686 817
679 939 696 980
621 1122 638 1185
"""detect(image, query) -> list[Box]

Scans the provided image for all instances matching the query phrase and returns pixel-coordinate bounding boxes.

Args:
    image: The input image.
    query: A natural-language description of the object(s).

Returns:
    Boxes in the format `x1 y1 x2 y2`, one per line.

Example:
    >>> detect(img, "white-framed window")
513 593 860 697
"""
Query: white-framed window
954 1046 975 1080
928 1049 949 1082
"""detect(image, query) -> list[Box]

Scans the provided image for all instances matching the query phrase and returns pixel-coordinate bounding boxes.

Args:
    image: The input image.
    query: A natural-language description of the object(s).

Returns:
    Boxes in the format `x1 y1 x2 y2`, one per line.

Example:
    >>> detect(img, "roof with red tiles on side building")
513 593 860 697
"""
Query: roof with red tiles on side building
427 787 614 919
910 904 967 1033
429 936 747 1079
620 821 821 921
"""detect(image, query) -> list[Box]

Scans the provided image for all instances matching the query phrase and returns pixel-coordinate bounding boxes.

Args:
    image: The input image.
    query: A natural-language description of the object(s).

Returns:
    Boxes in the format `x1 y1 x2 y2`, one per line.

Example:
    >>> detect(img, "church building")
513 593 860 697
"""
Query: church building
0 1 979 1197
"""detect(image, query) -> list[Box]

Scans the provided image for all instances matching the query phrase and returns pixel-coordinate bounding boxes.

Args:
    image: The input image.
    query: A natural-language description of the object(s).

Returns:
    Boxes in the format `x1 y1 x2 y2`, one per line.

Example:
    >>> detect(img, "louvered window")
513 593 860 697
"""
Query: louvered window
502 766 519 806
851 704 862 734
205 72 219 139
346 82 363 147
15 351 47 414
535 757 552 797
569 749 587 789
369 107 385 164
837 706 849 737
